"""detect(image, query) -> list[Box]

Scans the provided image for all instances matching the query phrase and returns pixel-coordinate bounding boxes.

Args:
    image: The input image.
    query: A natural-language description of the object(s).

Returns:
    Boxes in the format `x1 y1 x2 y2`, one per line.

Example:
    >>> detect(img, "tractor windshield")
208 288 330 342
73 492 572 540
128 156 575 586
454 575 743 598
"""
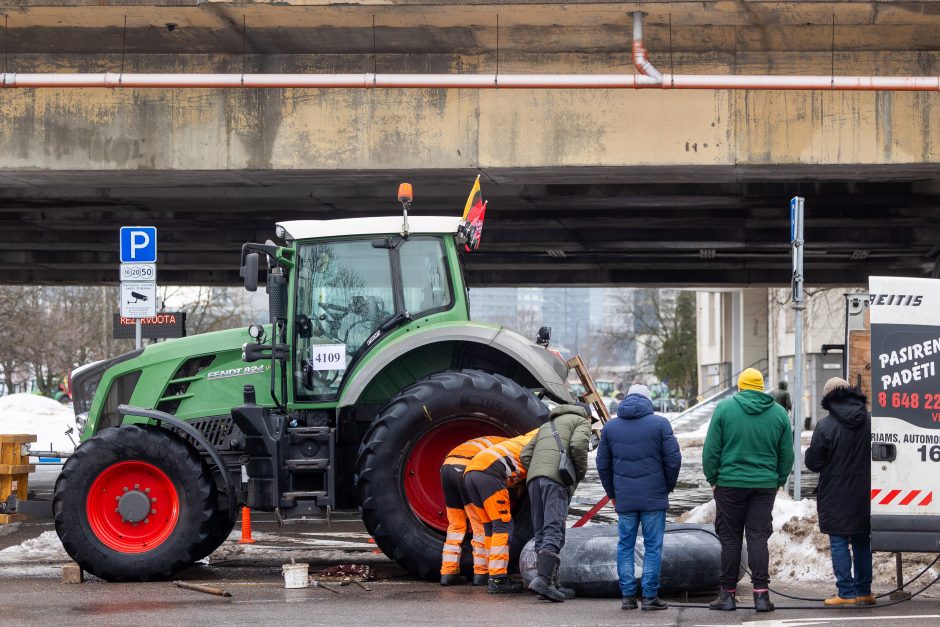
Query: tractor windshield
293 236 453 401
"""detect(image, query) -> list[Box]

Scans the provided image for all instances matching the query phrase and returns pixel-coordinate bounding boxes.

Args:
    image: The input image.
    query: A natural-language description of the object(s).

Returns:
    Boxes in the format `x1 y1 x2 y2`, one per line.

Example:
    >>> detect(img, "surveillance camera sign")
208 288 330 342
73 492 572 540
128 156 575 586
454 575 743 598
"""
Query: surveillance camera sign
120 281 156 318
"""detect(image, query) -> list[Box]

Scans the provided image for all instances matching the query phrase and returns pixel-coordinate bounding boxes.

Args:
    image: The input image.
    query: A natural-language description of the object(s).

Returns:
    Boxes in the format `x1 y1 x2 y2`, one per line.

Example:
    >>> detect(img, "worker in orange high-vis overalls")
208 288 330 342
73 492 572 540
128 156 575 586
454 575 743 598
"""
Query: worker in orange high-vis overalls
464 429 538 594
439 435 508 587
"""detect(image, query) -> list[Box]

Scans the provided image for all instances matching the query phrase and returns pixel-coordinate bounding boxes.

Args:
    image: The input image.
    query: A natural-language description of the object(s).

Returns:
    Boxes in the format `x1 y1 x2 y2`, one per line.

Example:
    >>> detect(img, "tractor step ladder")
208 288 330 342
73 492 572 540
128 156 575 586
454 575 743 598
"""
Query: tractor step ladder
281 426 335 520
565 356 613 527
0 434 36 523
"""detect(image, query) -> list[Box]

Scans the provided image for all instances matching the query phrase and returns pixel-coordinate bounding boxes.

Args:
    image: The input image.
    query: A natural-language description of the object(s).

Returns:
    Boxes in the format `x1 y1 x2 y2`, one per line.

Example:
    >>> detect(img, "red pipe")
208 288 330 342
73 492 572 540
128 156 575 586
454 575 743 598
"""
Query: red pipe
0 13 936 92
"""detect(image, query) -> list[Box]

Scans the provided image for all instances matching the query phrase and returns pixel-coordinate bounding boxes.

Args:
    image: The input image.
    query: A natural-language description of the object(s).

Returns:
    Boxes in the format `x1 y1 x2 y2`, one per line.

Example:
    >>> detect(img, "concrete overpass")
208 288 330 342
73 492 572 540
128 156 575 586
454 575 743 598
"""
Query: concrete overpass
3 1 940 286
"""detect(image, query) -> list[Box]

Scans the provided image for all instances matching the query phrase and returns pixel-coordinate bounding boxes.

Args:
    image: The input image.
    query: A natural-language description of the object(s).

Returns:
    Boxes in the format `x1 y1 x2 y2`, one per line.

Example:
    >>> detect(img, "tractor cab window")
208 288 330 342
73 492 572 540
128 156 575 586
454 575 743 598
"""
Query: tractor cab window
293 236 454 401
400 238 452 315
294 240 395 400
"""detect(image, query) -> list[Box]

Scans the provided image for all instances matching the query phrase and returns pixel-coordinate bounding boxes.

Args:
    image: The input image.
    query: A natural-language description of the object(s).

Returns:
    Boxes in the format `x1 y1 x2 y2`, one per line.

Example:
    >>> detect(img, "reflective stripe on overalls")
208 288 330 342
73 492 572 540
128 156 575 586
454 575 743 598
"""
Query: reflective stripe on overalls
438 436 508 576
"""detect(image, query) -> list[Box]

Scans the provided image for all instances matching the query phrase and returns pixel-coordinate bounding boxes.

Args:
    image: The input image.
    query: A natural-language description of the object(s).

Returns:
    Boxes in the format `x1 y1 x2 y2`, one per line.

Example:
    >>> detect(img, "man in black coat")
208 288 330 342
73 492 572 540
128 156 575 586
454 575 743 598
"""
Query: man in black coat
804 377 874 606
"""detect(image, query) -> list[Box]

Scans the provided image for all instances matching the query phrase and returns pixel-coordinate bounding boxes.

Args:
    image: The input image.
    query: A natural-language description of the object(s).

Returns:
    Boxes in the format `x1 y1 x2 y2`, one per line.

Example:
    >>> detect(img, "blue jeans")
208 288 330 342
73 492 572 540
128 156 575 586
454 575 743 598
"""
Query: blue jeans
830 533 872 598
617 511 666 600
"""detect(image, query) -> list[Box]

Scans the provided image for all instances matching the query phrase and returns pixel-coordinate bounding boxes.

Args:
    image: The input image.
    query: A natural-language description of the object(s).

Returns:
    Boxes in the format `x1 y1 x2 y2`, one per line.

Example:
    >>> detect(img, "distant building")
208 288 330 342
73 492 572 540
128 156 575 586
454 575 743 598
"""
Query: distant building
695 288 855 426
469 286 646 376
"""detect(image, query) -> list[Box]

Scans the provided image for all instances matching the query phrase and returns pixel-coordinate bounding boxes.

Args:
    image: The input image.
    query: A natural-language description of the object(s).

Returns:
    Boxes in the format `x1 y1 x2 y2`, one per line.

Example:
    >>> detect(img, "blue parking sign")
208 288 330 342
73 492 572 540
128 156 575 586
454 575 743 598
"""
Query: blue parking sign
120 226 157 263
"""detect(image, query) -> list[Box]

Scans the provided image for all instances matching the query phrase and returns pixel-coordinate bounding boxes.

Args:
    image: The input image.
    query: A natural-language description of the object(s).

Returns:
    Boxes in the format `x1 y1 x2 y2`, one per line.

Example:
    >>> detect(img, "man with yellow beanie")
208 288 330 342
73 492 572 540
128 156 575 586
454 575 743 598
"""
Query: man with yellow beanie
703 367 794 613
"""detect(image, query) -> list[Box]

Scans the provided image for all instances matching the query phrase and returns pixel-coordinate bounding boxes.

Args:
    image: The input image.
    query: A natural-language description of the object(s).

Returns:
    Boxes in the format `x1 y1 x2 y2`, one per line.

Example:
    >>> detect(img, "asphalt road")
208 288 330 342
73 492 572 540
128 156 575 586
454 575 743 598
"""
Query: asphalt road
3 568 940 627
3 513 940 626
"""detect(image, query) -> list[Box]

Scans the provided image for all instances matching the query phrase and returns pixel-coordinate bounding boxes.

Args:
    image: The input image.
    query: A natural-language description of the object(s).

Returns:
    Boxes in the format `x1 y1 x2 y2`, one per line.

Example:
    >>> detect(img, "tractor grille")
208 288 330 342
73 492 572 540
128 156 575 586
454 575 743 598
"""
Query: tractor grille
170 416 233 449
156 355 216 415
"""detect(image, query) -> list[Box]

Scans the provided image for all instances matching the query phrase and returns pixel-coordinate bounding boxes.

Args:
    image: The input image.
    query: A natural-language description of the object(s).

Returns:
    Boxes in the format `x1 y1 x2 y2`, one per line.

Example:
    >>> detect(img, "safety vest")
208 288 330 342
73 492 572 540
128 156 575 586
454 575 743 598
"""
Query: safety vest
443 436 508 467
464 429 538 486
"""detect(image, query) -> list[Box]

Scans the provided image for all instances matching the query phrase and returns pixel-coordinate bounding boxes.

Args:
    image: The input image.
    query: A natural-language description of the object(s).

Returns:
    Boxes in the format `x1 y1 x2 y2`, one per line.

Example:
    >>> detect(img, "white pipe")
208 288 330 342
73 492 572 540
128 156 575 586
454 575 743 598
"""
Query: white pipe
631 12 664 83
1 13 938 92
0 72 663 89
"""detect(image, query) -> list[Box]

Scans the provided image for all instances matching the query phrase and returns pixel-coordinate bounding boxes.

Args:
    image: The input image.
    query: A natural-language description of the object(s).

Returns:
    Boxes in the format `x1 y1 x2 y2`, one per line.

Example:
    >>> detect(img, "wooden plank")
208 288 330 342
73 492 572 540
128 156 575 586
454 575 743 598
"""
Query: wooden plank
0 434 38 444
0 464 35 474
0 513 30 524
0 442 15 502
566 354 612 423
848 308 872 408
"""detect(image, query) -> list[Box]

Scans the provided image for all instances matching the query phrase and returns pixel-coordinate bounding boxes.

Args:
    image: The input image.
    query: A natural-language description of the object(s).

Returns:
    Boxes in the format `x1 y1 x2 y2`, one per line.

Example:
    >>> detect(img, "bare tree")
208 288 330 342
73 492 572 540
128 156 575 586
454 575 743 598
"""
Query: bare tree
603 289 698 401
0 285 251 398
159 286 251 336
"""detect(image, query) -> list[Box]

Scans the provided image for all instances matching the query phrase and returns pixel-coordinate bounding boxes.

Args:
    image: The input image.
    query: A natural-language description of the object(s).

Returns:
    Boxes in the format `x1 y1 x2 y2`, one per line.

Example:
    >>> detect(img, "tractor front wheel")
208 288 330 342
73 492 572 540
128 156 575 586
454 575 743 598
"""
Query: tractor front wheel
54 424 217 581
356 369 548 580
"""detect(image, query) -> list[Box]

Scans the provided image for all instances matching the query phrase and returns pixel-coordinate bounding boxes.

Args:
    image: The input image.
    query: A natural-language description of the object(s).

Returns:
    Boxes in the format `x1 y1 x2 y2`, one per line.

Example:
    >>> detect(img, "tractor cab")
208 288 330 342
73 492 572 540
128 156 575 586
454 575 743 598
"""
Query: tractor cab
280 216 462 402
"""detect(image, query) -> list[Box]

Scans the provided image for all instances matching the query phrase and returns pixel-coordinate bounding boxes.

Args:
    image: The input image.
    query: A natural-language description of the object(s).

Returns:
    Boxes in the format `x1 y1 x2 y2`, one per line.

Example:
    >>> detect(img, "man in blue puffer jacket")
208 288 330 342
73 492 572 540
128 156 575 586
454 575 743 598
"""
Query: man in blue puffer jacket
596 384 682 611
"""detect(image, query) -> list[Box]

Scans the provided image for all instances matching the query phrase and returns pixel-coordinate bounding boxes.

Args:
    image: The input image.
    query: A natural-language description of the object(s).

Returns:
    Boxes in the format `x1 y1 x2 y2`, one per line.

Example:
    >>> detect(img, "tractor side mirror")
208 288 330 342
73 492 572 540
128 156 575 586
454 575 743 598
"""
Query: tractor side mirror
241 252 259 292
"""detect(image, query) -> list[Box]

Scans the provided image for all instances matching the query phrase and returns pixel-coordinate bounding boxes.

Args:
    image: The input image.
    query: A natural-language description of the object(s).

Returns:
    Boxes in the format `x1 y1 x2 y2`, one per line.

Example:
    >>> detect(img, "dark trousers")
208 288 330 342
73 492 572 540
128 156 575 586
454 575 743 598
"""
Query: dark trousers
528 476 570 554
714 486 777 590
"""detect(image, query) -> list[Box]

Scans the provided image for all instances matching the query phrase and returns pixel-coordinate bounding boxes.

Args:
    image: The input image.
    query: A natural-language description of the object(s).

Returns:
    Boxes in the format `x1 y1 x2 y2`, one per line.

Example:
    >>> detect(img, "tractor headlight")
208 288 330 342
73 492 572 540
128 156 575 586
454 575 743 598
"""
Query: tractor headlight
75 412 88 433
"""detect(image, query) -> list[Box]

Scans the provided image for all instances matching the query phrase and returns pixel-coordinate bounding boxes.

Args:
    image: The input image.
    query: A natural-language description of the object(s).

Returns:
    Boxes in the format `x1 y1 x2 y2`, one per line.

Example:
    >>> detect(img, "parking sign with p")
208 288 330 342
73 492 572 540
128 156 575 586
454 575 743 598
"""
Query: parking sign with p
120 226 157 263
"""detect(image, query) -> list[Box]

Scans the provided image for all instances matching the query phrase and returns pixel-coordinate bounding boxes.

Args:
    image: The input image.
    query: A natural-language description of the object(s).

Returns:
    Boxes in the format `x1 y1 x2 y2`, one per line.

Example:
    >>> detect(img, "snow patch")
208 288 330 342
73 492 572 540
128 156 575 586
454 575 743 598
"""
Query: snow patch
678 494 834 581
679 493 940 585
0 530 69 564
676 421 710 444
0 393 76 454
678 498 715 524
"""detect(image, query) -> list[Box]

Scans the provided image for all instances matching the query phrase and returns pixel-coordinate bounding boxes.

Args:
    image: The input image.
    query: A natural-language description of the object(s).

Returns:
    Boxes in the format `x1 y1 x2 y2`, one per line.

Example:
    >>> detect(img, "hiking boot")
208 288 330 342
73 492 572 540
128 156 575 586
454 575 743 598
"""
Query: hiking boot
621 597 638 610
487 576 523 594
855 594 876 606
708 589 736 611
754 591 774 612
527 551 566 602
472 573 489 586
439 574 467 586
552 563 576 599
824 595 857 606
642 597 669 611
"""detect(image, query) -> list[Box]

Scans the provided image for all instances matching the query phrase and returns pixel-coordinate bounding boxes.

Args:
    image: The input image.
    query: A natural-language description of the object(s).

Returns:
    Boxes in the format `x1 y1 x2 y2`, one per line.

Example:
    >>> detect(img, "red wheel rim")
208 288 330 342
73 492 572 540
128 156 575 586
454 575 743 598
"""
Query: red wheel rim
86 461 180 553
403 417 510 532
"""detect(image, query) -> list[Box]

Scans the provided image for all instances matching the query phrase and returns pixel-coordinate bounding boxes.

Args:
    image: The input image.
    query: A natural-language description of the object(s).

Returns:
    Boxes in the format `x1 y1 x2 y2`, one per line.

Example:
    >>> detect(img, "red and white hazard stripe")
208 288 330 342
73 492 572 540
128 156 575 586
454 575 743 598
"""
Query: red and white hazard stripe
871 489 933 506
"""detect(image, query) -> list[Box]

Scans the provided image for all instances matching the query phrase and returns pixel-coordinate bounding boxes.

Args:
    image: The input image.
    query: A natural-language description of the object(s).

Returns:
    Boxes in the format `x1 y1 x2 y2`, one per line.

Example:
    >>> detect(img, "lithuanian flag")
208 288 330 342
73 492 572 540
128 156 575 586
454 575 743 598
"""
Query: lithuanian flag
460 175 487 251
462 175 483 220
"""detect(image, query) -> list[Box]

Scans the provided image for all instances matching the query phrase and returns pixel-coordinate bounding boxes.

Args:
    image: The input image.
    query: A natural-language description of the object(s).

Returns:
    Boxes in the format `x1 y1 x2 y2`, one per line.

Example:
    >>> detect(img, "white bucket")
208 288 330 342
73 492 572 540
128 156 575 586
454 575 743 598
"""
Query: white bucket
282 563 310 589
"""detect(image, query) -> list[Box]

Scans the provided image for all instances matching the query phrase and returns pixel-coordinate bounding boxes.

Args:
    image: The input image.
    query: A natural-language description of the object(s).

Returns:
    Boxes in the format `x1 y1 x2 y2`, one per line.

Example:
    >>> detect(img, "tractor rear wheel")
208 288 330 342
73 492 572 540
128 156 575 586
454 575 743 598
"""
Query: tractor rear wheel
54 424 217 581
356 369 548 580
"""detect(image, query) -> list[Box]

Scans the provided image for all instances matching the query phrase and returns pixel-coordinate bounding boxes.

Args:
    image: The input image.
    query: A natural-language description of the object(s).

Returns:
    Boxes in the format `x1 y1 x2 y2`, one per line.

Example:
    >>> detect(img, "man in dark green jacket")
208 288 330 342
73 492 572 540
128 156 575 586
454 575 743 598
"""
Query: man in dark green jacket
520 403 592 602
703 368 794 613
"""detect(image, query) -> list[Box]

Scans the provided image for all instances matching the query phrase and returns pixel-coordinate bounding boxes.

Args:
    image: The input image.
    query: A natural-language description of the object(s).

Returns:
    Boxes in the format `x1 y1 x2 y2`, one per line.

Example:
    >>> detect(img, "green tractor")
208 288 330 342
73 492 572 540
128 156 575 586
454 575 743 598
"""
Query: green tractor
55 188 575 581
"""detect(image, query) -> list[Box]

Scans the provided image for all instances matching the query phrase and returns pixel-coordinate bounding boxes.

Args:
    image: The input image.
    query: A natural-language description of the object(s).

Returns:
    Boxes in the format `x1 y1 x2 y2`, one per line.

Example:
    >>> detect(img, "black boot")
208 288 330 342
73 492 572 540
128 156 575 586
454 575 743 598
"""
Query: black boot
642 597 669 611
440 574 467 586
487 576 523 594
708 589 736 611
528 551 566 602
754 591 774 612
621 597 638 610
552 562 576 600
472 573 488 586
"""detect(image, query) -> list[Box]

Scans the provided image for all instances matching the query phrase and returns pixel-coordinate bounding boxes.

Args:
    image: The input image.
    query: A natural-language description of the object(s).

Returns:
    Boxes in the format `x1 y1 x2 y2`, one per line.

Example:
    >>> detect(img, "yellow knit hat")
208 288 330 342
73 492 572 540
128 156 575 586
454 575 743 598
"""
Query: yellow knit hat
738 368 764 392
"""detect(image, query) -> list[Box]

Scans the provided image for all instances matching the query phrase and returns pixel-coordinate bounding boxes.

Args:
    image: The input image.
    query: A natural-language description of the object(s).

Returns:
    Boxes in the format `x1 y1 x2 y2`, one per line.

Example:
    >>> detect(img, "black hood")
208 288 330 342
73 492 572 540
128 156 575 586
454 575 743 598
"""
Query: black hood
821 386 869 430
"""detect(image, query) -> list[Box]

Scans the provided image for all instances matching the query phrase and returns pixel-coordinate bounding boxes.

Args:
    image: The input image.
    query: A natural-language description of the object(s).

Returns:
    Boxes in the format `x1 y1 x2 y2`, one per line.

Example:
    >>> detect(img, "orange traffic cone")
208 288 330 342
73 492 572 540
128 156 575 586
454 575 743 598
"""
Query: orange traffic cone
239 506 256 544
